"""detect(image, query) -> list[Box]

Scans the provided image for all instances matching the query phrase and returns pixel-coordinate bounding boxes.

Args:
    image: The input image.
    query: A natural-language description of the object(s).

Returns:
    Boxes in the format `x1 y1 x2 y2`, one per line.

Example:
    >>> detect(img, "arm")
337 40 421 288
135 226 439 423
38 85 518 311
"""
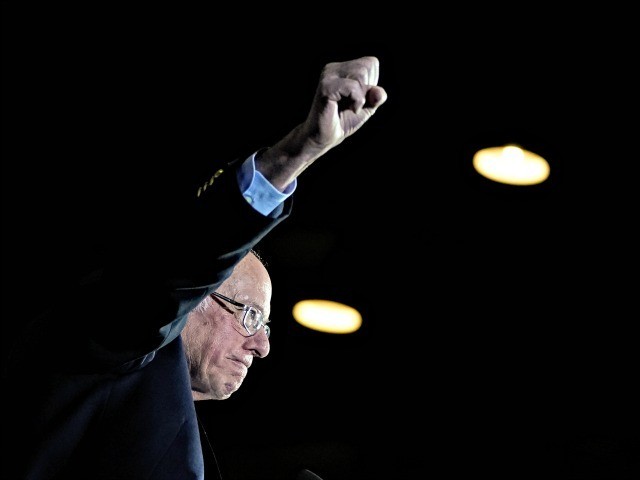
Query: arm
186 56 388 283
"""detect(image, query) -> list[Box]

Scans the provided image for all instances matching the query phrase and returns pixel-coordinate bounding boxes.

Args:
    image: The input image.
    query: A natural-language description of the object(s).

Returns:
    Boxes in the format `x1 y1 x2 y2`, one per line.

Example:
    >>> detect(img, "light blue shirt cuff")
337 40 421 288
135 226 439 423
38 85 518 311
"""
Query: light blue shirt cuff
237 151 297 216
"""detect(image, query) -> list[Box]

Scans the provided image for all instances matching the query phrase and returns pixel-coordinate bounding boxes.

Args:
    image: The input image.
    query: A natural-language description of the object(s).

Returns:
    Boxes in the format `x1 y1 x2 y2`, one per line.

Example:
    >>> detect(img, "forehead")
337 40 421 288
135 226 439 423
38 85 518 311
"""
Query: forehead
233 254 269 284
225 255 271 309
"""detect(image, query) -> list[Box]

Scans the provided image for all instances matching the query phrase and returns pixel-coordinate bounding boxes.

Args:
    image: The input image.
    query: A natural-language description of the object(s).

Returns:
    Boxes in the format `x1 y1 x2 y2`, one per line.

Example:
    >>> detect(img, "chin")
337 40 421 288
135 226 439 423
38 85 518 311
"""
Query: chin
223 381 241 398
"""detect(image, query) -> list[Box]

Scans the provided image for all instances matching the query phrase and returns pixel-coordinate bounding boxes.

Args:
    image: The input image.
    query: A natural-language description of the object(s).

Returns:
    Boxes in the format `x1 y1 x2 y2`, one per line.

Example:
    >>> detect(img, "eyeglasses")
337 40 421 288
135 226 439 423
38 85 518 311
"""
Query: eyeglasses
210 291 270 338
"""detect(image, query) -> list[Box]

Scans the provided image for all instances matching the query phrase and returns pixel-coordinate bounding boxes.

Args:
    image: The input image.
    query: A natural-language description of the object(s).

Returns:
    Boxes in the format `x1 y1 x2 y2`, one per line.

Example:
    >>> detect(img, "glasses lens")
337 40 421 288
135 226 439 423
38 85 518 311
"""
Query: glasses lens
243 307 269 337
244 307 261 334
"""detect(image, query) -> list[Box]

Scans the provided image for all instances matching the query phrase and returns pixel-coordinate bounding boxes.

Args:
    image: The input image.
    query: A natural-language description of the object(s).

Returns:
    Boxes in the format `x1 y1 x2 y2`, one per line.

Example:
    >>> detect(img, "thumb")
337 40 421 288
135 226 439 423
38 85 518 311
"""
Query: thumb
366 85 388 109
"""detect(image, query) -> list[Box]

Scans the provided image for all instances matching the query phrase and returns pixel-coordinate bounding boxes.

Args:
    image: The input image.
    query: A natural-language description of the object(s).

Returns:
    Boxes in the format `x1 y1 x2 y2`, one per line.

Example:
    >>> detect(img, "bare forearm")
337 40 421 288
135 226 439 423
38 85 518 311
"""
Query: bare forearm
254 124 329 191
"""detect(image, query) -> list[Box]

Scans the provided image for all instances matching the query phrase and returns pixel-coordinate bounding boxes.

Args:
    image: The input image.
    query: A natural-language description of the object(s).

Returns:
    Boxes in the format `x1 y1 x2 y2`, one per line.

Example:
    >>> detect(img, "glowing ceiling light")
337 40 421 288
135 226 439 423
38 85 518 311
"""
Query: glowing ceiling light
292 299 362 334
473 144 550 186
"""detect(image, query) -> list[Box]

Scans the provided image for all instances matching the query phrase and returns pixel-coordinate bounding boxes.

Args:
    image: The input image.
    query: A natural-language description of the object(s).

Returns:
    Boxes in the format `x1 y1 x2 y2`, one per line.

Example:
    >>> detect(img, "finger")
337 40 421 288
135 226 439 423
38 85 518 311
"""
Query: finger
365 85 387 109
347 57 379 87
324 56 380 87
358 56 379 86
320 77 367 111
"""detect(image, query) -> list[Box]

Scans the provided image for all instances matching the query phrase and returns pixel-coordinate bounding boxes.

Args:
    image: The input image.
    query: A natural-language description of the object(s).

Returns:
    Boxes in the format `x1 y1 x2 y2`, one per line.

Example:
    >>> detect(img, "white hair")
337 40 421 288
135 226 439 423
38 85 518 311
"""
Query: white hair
192 293 214 314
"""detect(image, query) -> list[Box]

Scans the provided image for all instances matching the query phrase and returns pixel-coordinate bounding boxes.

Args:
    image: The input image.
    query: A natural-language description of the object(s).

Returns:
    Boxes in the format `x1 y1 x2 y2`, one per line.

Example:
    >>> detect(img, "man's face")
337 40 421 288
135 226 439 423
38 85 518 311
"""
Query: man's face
182 254 271 400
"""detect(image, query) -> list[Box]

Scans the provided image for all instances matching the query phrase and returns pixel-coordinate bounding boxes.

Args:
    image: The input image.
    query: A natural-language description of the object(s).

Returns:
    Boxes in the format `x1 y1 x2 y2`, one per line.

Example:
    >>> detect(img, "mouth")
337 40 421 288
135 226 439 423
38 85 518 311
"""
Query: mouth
230 356 251 369
229 358 249 377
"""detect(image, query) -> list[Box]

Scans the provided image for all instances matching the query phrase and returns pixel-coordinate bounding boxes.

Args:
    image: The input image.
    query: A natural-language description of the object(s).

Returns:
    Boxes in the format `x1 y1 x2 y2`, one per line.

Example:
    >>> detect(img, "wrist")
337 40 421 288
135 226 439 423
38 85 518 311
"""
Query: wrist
255 126 321 191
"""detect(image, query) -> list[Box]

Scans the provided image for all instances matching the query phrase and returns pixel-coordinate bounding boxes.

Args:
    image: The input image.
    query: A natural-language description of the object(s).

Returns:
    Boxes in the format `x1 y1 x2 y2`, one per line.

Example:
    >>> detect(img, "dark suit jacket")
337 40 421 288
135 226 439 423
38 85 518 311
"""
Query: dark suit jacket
2 163 291 480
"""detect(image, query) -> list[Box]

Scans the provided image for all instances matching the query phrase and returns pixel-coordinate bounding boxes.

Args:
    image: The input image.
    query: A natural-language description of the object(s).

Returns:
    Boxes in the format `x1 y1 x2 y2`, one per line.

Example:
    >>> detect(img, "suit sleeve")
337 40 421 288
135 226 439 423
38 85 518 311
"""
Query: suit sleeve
7 160 292 372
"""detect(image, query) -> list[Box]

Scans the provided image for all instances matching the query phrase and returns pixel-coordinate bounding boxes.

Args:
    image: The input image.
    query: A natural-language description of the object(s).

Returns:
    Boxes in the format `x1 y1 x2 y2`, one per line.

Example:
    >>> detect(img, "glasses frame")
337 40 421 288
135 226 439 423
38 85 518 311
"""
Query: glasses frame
210 291 270 338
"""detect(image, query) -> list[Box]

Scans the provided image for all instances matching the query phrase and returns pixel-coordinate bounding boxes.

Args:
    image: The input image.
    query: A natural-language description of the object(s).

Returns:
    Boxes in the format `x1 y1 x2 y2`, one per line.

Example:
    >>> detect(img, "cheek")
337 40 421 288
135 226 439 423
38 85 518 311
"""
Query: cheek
197 321 239 365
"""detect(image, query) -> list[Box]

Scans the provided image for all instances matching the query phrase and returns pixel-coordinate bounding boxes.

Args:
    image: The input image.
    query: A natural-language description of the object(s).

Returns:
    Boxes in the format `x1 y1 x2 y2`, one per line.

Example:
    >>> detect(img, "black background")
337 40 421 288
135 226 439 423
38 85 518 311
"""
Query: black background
3 3 638 479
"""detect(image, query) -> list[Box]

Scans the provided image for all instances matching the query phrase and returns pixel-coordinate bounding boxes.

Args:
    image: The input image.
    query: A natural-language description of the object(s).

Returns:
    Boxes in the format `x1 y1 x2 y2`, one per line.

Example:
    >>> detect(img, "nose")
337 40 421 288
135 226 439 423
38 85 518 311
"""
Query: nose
247 329 270 358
